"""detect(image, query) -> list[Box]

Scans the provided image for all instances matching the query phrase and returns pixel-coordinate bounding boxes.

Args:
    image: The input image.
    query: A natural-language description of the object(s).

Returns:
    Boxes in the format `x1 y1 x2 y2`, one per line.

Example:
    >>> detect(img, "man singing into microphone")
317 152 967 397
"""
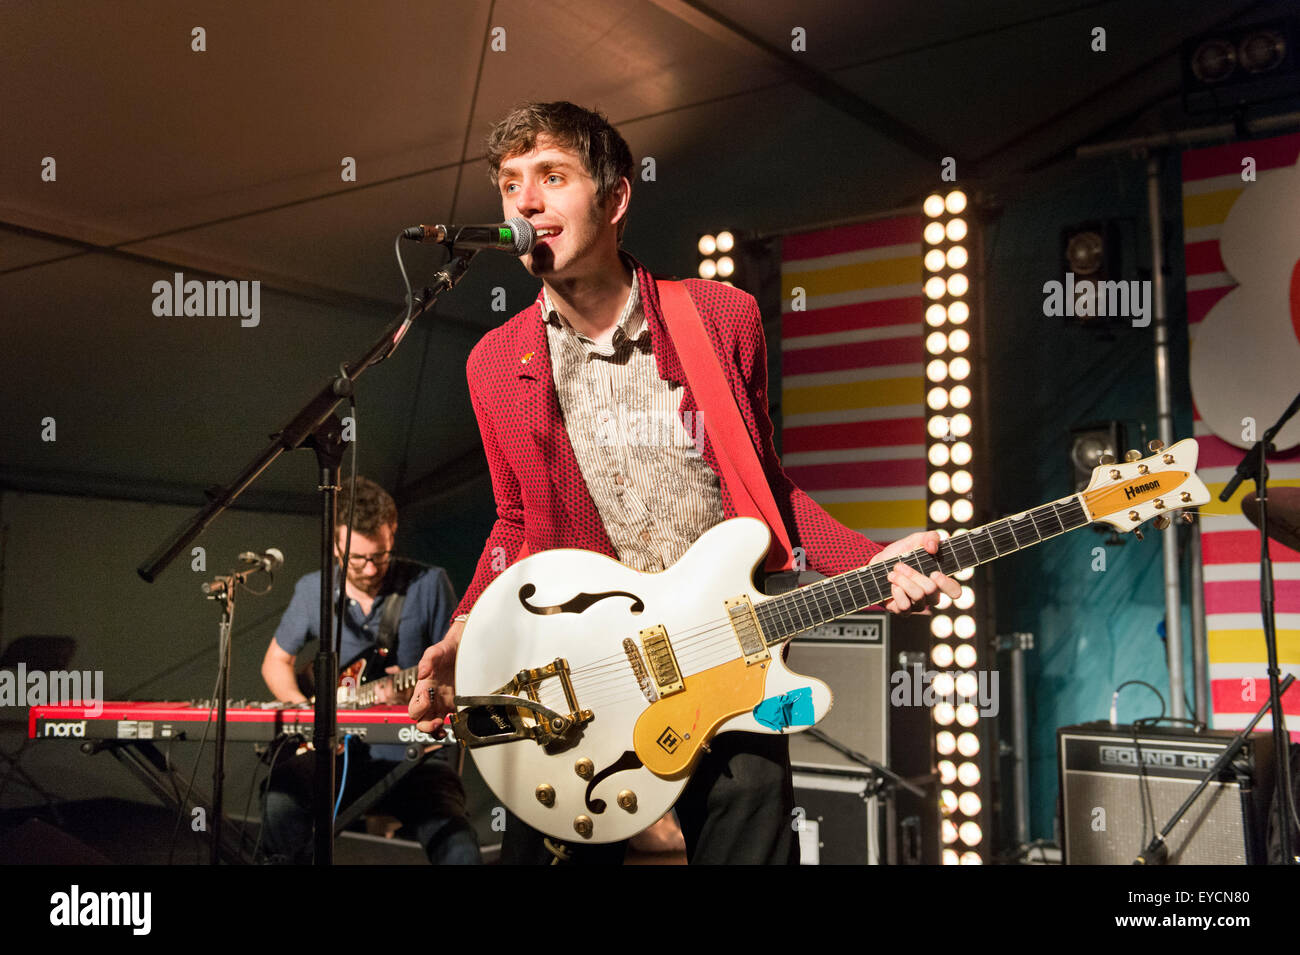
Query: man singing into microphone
409 101 960 864
260 476 479 864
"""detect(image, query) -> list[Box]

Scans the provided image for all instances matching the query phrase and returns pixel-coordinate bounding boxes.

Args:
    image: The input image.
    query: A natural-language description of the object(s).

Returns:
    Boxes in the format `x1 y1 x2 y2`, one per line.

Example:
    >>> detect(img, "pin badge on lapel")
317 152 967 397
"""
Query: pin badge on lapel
521 351 535 364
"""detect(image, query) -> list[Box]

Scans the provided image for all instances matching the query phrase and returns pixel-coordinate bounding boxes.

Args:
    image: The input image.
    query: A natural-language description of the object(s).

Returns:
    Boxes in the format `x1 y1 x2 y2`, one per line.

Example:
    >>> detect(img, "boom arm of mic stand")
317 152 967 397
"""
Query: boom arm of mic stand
135 252 477 583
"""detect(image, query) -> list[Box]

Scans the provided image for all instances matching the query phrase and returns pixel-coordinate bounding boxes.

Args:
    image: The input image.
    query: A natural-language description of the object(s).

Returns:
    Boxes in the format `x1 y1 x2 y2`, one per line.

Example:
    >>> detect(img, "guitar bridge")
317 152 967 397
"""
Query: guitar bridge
451 658 592 748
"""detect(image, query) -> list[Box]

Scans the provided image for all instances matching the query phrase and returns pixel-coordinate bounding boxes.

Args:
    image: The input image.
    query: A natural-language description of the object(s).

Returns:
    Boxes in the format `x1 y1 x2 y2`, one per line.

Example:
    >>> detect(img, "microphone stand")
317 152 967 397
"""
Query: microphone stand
1219 389 1300 865
138 249 479 865
1134 674 1294 864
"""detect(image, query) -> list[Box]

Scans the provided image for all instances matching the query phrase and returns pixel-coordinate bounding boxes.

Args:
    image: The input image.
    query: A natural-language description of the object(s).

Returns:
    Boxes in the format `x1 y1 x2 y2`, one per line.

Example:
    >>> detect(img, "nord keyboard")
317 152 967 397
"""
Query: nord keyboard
29 701 445 747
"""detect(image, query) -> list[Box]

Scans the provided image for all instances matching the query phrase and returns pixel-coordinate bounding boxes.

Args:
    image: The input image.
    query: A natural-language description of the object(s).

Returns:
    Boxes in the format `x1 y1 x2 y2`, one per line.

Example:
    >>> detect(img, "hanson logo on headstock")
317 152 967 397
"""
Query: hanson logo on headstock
1124 479 1162 499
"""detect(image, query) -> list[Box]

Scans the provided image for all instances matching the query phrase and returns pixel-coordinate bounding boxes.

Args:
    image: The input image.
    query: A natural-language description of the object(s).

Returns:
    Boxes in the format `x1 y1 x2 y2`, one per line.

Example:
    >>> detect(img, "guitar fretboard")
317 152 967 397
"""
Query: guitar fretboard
754 495 1090 642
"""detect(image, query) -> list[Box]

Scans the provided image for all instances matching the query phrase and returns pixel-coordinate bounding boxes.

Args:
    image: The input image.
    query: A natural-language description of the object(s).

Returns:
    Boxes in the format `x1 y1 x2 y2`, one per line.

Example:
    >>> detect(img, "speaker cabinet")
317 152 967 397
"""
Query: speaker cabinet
786 613 888 772
793 771 881 865
1059 722 1276 865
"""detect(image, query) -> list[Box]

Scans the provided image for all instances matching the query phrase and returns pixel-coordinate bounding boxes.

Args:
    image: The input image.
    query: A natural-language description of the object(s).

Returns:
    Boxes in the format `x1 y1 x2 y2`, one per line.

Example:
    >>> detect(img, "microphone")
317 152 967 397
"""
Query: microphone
402 217 536 255
238 548 285 574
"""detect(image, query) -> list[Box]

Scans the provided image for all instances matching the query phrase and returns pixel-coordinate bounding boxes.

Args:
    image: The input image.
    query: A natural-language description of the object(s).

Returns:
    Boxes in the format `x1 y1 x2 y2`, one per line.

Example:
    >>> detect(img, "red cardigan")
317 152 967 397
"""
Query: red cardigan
452 253 883 617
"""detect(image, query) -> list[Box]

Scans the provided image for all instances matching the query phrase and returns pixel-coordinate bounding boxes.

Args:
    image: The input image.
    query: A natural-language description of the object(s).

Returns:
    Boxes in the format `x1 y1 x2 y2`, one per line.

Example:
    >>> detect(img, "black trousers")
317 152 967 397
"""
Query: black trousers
499 731 799 865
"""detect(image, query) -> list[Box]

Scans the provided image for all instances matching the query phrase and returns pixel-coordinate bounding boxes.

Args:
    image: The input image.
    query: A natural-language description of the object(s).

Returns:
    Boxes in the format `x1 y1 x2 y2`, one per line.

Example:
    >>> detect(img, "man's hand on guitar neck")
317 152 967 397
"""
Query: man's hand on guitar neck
409 618 463 734
868 531 962 615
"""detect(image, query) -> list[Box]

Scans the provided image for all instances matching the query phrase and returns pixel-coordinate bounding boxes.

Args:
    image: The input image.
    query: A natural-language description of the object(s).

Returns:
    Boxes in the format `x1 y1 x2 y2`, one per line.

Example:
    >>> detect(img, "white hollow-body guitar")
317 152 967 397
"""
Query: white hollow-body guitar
451 439 1210 843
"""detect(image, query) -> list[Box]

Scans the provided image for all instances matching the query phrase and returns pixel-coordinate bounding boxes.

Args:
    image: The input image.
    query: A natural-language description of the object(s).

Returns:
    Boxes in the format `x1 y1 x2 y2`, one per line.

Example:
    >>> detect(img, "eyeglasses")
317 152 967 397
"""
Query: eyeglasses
343 550 393 568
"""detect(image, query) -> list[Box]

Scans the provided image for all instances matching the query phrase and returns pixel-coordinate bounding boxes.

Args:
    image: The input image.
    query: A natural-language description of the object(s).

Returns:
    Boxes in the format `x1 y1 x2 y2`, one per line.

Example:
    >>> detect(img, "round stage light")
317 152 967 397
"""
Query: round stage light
952 499 974 523
1239 28 1286 74
940 789 958 815
933 672 956 698
715 231 735 252
951 470 972 494
955 672 978 698
960 850 983 865
946 246 968 269
945 190 968 214
948 301 969 324
955 567 974 581
924 194 946 217
938 759 957 784
956 703 979 727
926 332 948 355
698 234 717 256
926 304 947 327
954 614 976 639
955 644 978 669
929 471 952 495
957 761 980 786
946 274 969 297
1190 38 1236 84
925 276 947 300
924 221 946 245
943 848 959 865
955 584 975 609
949 357 971 380
936 731 957 755
951 441 972 465
948 329 970 352
958 791 982 816
931 614 954 638
929 443 950 466
958 821 982 846
925 249 947 272
716 256 735 277
926 359 948 382
928 415 950 439
932 643 955 667
942 821 959 846
949 413 971 436
946 218 967 242
936 590 953 610
934 703 956 727
949 385 971 409
929 499 951 523
957 732 980 757
926 387 949 411
698 258 718 279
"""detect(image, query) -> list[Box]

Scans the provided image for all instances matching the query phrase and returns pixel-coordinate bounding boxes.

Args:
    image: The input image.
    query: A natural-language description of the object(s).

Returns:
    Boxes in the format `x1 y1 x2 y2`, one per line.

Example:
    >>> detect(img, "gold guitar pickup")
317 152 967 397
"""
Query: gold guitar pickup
725 595 771 665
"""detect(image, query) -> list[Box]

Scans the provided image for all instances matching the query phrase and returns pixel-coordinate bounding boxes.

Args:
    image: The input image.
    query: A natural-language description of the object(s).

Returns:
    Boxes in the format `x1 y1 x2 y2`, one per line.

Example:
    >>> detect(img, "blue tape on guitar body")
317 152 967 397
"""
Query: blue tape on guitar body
752 686 814 732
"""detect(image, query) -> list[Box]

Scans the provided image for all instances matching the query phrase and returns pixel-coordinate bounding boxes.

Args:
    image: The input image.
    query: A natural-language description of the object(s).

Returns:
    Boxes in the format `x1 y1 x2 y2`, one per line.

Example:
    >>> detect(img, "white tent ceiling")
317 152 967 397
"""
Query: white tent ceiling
2 0 1291 512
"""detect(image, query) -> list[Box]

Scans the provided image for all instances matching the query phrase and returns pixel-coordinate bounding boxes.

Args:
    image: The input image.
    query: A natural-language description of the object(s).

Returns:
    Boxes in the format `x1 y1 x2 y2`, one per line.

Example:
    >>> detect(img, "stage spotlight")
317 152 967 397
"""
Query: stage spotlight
955 644 978 669
948 301 969 324
955 672 978 698
943 848 960 865
955 584 975 609
940 789 959 814
929 443 950 466
957 732 980 757
949 385 971 408
927 416 950 439
958 792 982 816
953 614 976 639
926 359 947 382
956 703 979 728
1240 26 1287 73
926 304 947 327
925 221 946 244
932 643 955 668
925 249 947 272
929 500 951 523
952 499 974 523
942 821 959 846
946 246 968 269
1069 421 1124 492
715 231 735 253
927 387 949 410
924 194 946 217
929 471 951 495
716 256 735 278
925 277 947 299
949 357 971 380
960 851 982 865
957 761 981 786
933 672 956 698
948 329 970 352
951 441 972 465
698 234 717 256
937 732 957 755
951 470 973 494
931 614 954 638
946 274 969 297
945 191 967 214
949 413 971 436
698 258 717 279
938 759 957 783
925 332 948 355
946 218 967 242
959 821 982 846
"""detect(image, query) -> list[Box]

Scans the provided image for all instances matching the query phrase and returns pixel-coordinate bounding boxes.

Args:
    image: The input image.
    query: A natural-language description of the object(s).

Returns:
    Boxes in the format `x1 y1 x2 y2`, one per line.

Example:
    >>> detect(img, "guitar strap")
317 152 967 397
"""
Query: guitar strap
375 558 419 657
514 281 796 573
655 279 794 572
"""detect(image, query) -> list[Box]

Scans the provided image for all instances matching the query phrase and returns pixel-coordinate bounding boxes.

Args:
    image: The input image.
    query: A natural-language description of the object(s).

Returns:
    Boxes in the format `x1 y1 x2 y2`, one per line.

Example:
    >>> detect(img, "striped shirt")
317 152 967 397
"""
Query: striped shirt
542 265 724 571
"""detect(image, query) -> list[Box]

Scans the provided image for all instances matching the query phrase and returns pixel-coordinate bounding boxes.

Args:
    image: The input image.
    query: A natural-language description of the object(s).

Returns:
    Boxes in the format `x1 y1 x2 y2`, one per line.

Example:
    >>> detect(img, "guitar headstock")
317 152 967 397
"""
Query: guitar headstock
1080 438 1210 533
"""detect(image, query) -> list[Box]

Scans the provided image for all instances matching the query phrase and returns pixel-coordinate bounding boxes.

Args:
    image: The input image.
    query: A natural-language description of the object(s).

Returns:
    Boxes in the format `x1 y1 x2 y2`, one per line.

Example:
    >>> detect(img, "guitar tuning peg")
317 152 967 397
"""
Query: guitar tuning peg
1153 515 1171 531
1180 512 1194 524
1134 529 1144 541
1100 453 1116 465
1124 449 1142 462
1148 439 1165 452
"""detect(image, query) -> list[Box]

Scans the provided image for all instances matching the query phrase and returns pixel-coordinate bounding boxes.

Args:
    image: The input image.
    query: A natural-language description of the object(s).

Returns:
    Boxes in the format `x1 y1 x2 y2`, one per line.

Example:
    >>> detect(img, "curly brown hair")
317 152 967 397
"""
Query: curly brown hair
336 476 397 536
486 101 634 242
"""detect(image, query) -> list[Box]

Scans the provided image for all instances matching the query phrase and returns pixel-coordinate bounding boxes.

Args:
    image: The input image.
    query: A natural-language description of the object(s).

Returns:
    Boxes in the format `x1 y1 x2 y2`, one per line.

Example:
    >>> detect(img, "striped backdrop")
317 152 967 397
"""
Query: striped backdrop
1181 131 1300 738
779 217 926 545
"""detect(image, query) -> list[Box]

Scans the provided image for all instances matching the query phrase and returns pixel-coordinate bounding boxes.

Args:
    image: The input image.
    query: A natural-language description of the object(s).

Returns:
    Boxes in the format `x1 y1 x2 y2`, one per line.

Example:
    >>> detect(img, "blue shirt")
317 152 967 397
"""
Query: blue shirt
273 560 456 671
274 560 456 762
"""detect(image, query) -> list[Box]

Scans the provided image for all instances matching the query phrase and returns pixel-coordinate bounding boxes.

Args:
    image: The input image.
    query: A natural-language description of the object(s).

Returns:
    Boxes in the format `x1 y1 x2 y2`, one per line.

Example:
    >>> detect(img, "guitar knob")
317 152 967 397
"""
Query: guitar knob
1180 512 1194 524
617 790 637 812
1124 450 1142 462
1100 454 1116 465
1148 439 1165 452
535 783 556 808
1153 515 1171 530
574 815 594 839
